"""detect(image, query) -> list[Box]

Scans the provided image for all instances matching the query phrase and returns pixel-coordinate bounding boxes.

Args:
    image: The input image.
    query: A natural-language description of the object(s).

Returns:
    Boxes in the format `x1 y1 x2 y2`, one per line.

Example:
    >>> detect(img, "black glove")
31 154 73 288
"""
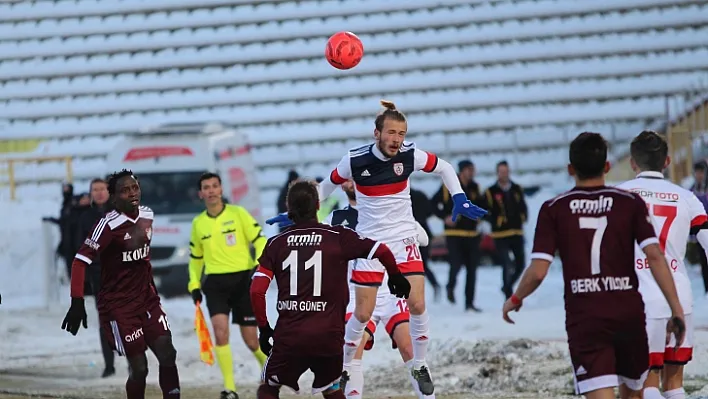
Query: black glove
61 297 88 336
258 324 274 355
191 289 203 305
388 273 411 299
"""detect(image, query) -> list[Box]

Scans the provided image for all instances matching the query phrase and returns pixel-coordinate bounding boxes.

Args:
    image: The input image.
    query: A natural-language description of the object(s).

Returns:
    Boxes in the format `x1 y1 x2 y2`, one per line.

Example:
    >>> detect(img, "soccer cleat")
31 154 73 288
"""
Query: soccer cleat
220 391 239 399
411 365 434 395
340 370 350 393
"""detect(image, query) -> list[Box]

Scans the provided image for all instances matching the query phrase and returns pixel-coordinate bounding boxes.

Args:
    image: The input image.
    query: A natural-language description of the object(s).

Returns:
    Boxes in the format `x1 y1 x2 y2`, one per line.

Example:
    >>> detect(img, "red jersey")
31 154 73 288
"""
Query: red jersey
531 186 659 326
73 206 160 318
255 221 380 356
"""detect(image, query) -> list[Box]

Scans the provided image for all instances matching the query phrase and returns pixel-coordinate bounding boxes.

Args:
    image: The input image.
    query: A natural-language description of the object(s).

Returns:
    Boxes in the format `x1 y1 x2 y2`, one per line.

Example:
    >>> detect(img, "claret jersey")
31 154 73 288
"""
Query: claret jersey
326 141 438 241
617 171 708 318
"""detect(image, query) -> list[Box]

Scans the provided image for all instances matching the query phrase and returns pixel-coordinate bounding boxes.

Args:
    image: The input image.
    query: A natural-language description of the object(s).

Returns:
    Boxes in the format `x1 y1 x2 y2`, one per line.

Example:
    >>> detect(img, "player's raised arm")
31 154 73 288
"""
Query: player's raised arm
317 152 352 202
338 226 411 298
413 147 487 221
62 216 114 335
503 202 555 324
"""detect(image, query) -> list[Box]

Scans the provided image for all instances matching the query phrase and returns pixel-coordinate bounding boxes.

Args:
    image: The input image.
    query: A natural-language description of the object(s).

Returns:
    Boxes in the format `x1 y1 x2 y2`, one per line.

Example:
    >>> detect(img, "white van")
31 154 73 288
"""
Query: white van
104 122 260 296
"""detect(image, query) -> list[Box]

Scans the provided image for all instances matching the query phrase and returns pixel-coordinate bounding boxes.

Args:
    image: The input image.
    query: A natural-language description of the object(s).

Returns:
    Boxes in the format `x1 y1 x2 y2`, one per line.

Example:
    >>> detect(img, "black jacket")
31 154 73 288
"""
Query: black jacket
431 179 485 237
410 188 433 238
484 181 527 238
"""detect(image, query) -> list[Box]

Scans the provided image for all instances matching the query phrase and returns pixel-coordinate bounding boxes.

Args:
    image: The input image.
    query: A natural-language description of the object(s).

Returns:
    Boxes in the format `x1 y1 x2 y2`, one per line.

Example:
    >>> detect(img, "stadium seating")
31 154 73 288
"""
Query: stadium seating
1 0 708 208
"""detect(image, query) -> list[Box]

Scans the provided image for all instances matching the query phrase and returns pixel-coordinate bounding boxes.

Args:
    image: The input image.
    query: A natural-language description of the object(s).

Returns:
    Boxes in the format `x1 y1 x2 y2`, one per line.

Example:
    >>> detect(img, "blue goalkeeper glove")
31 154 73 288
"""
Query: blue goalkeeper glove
452 193 487 222
266 212 294 228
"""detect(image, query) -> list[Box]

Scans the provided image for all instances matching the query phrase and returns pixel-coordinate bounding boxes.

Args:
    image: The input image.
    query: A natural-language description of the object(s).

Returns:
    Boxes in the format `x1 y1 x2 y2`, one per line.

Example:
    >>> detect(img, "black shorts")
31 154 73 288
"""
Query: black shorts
202 270 257 326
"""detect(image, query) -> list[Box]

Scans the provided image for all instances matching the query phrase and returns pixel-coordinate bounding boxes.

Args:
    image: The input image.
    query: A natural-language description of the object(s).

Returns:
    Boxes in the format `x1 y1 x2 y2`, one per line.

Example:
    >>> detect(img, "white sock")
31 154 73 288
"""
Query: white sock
345 359 364 399
409 311 430 368
643 387 663 399
406 360 435 399
663 387 686 399
343 317 366 367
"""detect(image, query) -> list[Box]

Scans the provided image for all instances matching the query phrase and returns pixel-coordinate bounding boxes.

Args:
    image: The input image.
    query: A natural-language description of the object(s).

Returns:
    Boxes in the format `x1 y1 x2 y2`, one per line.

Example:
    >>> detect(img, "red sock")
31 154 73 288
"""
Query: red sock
159 365 181 398
126 377 146 399
323 389 346 399
257 384 280 399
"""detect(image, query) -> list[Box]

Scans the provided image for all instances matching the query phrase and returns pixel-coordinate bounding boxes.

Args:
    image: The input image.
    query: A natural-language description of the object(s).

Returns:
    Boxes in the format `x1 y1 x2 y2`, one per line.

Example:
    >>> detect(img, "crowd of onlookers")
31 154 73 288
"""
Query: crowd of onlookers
691 160 708 297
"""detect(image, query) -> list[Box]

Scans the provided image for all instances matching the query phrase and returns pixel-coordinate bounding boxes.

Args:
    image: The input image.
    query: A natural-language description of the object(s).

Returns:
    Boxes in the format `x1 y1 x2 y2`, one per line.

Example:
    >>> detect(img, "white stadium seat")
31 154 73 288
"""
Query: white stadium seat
0 0 707 205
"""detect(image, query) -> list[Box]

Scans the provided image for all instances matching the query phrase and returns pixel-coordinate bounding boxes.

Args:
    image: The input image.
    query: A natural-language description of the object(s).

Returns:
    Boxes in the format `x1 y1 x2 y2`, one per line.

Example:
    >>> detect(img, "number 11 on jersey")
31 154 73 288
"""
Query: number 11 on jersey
282 250 323 297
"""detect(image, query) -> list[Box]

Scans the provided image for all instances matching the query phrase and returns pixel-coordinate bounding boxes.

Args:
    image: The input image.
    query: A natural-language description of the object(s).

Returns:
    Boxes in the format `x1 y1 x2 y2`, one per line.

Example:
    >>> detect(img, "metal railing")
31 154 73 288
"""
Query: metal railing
0 156 73 200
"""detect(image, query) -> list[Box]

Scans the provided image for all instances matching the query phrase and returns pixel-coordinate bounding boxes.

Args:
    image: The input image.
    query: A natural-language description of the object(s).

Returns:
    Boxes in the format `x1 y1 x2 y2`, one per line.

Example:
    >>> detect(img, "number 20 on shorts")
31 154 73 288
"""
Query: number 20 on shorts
405 244 421 262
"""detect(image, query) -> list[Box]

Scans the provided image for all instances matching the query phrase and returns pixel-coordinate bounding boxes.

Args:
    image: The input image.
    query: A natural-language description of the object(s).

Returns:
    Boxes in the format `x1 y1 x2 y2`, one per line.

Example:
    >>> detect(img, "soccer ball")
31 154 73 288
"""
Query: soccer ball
325 31 364 70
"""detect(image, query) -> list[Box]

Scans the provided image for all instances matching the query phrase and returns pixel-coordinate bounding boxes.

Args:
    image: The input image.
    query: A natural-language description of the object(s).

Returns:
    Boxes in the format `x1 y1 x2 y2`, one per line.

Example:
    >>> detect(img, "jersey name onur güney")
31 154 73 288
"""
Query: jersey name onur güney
531 187 658 324
328 142 438 241
617 171 708 318
256 222 384 356
74 206 160 317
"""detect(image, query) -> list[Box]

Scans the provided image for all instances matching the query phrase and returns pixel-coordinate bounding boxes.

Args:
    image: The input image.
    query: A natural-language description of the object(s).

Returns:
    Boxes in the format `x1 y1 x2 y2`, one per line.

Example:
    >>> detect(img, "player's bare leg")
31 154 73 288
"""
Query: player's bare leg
643 370 664 398
662 365 686 398
617 384 642 399
212 314 239 397
240 325 267 366
405 274 434 395
148 335 181 398
343 331 369 398
393 323 435 399
126 353 149 399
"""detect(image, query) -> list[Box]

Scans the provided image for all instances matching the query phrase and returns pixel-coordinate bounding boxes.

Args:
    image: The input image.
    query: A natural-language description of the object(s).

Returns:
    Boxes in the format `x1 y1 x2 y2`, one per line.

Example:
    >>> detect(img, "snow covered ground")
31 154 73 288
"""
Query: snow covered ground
2 191 708 397
1 264 708 398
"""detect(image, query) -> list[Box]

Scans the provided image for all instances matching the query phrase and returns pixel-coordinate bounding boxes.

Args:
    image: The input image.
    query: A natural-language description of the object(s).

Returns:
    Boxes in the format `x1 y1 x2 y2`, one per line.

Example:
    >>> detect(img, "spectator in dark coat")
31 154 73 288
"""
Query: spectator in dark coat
410 187 441 301
75 178 117 378
276 170 299 232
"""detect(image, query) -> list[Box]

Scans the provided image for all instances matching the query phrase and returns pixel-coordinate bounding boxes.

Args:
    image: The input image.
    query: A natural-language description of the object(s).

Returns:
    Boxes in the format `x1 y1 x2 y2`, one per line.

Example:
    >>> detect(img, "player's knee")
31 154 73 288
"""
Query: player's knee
128 357 149 380
152 336 177 365
353 308 373 323
397 339 413 360
407 299 425 315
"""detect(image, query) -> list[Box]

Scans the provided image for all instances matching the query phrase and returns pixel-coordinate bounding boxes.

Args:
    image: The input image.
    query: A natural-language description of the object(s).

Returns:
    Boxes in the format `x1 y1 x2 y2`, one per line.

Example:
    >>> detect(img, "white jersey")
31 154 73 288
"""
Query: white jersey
617 171 708 318
325 141 460 242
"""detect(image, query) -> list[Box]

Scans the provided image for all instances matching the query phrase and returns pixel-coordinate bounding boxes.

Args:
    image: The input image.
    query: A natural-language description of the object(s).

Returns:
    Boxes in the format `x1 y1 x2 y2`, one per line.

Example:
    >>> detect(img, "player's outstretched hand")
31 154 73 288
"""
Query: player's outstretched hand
387 273 411 299
265 212 294 228
258 324 274 355
502 295 523 324
191 289 203 305
666 314 686 351
451 193 487 222
61 297 88 336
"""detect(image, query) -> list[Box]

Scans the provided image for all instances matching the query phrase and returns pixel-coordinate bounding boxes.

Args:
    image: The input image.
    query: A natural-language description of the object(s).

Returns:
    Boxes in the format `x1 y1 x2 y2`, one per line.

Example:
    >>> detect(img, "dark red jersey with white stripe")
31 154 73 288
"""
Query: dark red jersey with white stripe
254 222 380 355
327 141 438 241
73 206 160 318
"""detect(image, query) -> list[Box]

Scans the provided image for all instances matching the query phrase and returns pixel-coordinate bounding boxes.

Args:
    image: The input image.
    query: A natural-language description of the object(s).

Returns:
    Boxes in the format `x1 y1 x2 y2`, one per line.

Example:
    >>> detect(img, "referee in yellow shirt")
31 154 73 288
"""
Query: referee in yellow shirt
188 172 267 399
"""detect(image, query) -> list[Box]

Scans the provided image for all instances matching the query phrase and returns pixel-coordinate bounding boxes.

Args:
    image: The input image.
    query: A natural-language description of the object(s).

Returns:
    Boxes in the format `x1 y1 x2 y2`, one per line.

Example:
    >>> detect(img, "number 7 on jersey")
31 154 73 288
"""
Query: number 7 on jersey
579 216 607 275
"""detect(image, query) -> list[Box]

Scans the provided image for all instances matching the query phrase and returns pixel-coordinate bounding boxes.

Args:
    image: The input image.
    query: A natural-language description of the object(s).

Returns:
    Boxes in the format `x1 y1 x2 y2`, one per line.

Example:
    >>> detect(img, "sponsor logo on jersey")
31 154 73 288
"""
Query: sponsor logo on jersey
393 162 404 176
125 327 144 343
124 233 131 240
122 244 150 262
84 238 100 250
569 195 613 214
145 227 152 240
361 169 370 177
626 188 679 203
287 232 323 246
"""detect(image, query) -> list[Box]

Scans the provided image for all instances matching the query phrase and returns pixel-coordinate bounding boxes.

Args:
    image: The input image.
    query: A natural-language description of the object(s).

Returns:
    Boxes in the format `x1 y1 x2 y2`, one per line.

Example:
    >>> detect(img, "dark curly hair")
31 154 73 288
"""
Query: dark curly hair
286 181 319 224
107 169 136 195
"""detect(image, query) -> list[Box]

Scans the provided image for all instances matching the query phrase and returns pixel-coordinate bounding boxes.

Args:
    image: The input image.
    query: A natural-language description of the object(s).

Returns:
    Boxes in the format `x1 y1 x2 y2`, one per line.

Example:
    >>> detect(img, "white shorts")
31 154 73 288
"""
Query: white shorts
647 314 693 368
345 293 410 350
350 236 424 286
